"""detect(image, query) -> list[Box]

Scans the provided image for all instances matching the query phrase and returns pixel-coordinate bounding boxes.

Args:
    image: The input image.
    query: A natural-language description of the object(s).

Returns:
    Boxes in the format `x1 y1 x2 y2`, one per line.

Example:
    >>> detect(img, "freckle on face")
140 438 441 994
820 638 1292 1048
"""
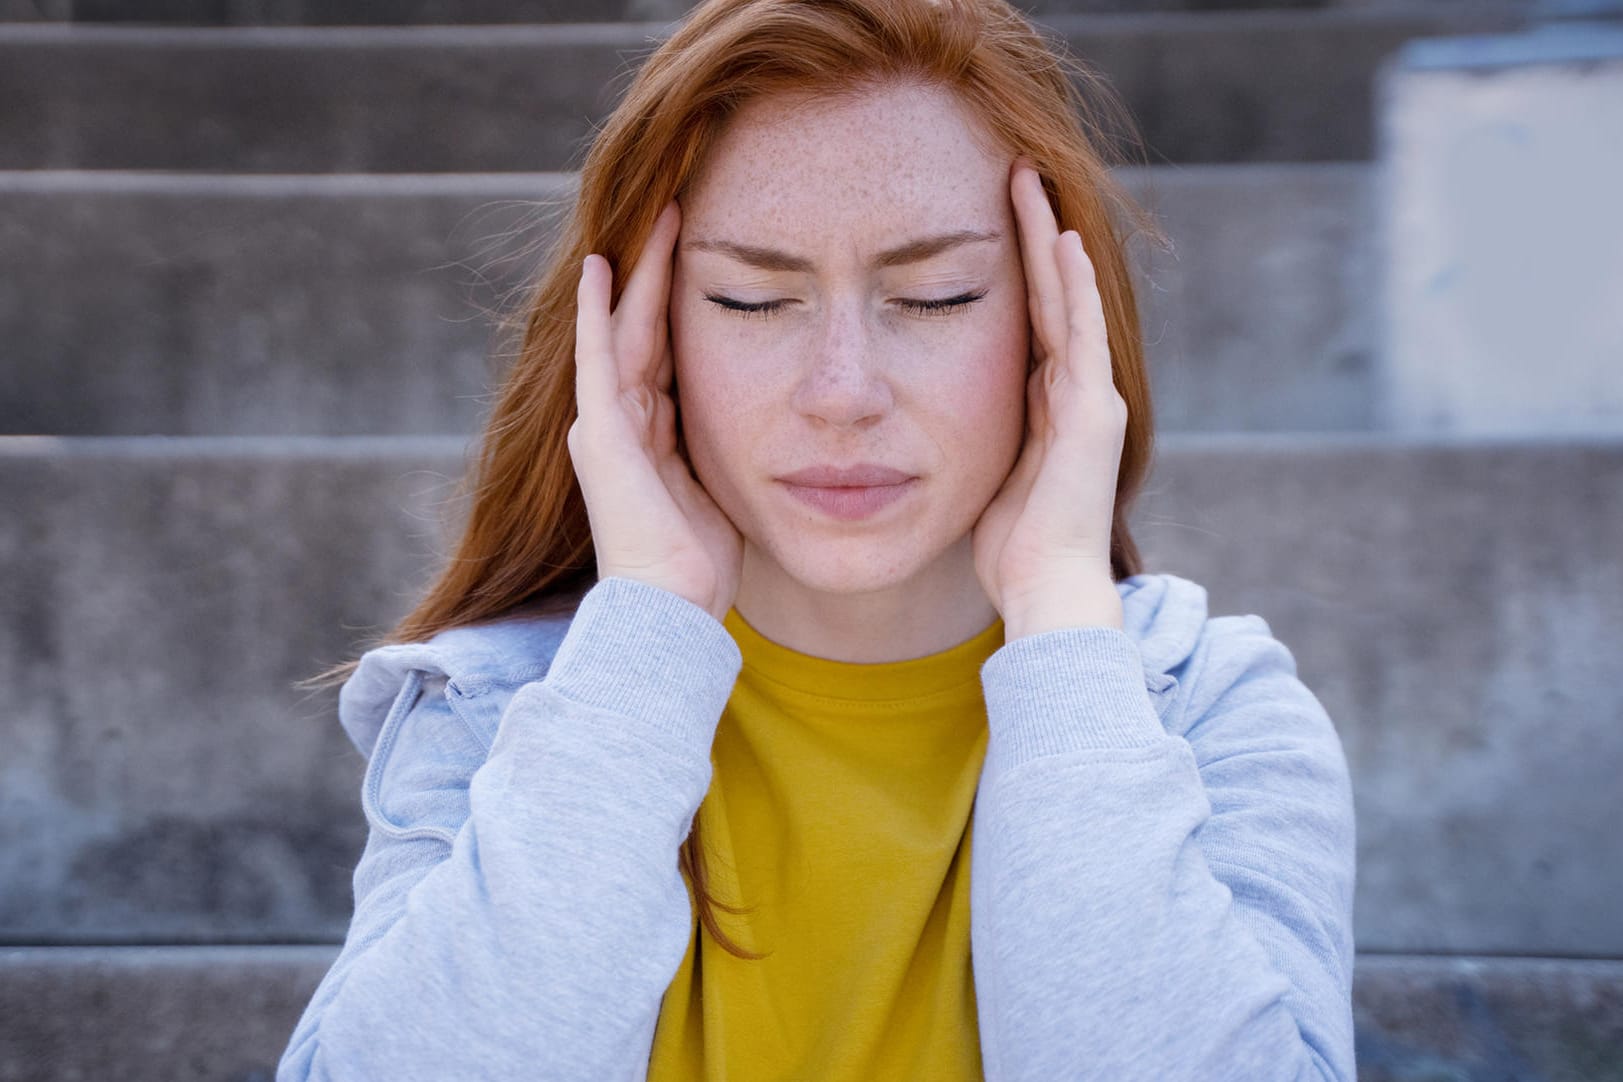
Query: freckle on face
669 80 1030 602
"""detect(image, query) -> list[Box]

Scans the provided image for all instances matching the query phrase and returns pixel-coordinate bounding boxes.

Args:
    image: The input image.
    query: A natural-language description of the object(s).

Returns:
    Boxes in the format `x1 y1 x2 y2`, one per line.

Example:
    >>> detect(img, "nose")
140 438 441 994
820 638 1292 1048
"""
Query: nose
790 304 893 428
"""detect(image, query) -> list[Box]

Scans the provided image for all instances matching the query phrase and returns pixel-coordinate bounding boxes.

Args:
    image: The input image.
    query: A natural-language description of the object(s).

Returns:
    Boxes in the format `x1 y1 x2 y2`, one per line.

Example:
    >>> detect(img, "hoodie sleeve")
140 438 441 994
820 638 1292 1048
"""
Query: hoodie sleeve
277 577 741 1082
970 615 1357 1082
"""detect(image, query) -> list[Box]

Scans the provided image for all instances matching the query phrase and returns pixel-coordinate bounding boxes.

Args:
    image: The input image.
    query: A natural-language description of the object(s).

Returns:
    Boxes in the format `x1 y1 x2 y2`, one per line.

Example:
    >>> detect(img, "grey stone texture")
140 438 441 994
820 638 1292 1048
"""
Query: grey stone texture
0 437 469 943
0 10 1524 172
61 0 698 20
0 165 1374 436
2 437 1619 953
1043 8 1523 165
0 172 570 436
1379 25 1623 435
0 24 636 174
1350 960 1623 1077
1126 163 1378 432
1141 435 1623 956
0 947 1617 1082
1352 956 1623 1082
0 0 66 19
0 945 337 1082
26 0 1549 23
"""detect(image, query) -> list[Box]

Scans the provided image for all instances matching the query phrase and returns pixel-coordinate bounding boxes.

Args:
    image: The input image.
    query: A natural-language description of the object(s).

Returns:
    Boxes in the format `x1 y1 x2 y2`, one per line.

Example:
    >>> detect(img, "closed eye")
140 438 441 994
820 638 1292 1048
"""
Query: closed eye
704 291 988 320
705 294 789 320
897 291 986 318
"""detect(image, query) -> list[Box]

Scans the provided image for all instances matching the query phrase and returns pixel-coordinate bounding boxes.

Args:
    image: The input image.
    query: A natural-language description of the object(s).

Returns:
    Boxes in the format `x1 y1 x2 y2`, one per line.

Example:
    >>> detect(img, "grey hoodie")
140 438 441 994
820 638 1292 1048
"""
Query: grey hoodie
278 573 1357 1081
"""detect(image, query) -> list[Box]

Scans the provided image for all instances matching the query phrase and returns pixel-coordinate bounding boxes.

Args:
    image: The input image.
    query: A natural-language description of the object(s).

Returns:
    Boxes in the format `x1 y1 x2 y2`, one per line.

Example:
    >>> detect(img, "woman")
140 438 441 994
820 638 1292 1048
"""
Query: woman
279 0 1356 1079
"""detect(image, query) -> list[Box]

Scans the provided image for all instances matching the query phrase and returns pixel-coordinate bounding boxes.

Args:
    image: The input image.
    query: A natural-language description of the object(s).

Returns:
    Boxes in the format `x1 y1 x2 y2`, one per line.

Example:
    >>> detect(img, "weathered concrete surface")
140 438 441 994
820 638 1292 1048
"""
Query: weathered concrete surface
0 165 1374 436
0 945 336 1082
1353 956 1623 1082
1041 8 1520 165
1 436 1619 951
0 172 570 436
32 0 1547 24
1379 25 1623 435
0 947 1616 1081
64 0 696 20
1125 163 1378 432
0 437 471 943
0 24 639 174
1136 434 1623 956
0 11 1522 172
0 0 65 20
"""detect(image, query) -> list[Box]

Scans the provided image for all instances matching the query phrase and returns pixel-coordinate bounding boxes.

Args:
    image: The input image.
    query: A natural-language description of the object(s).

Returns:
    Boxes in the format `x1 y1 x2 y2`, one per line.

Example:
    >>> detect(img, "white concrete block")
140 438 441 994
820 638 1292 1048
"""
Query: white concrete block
1378 24 1623 434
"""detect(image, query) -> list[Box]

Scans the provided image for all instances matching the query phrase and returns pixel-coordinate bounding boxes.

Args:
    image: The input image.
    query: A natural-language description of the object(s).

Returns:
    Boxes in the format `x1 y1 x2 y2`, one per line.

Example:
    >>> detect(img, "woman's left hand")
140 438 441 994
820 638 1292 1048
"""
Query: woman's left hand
972 159 1127 638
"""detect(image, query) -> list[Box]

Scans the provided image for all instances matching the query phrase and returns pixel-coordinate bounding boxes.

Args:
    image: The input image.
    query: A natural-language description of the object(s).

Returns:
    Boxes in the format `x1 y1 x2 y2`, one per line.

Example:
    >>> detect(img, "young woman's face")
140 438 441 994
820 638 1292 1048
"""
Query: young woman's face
670 80 1029 602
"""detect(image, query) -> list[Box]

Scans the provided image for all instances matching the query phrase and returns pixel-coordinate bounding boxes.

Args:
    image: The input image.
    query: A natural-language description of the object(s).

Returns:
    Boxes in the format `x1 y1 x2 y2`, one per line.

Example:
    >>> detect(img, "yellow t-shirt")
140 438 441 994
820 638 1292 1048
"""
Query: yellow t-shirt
647 607 1004 1081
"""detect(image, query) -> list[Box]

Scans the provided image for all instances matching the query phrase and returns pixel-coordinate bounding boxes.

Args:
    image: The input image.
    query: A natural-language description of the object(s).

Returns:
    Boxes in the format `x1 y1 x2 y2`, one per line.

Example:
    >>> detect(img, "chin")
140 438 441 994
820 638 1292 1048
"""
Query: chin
763 537 944 598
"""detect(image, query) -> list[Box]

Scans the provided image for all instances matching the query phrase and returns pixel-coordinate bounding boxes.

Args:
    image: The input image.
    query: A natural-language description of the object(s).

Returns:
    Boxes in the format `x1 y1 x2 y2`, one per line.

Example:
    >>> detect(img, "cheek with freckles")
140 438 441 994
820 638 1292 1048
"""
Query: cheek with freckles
671 350 766 527
955 312 1031 477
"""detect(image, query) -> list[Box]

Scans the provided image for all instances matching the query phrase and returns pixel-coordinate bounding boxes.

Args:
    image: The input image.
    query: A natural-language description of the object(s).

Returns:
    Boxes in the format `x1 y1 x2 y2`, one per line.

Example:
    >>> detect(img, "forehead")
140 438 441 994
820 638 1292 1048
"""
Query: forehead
680 81 1010 243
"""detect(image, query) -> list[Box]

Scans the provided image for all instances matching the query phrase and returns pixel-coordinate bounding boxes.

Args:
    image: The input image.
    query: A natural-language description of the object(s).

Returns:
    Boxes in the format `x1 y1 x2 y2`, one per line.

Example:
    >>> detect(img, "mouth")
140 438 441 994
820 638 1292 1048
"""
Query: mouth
778 464 915 487
777 465 918 522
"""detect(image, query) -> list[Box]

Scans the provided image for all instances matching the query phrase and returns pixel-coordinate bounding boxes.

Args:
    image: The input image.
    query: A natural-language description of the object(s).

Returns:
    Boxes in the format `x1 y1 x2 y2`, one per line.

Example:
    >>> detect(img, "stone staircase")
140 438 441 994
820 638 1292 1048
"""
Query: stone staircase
3 2 1620 1080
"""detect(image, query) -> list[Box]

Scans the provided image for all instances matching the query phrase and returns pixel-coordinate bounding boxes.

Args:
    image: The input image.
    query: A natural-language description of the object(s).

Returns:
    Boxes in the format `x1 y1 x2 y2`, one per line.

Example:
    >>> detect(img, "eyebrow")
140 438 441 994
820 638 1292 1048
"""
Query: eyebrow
681 229 1001 272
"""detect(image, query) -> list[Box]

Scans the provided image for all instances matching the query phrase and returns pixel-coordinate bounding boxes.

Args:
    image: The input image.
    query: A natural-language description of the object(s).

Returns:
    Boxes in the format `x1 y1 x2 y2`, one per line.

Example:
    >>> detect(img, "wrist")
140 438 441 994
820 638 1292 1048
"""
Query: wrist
1001 579 1124 640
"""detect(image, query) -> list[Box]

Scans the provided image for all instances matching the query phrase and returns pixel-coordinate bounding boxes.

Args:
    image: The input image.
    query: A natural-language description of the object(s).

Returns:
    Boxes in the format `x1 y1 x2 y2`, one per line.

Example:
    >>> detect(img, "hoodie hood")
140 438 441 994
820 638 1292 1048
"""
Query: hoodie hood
337 572 1214 760
1118 572 1213 679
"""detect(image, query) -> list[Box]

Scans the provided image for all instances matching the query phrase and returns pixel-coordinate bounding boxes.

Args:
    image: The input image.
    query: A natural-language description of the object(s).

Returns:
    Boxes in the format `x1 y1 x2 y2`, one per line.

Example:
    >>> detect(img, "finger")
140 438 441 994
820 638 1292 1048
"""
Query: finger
1000 395 1045 501
612 201 682 388
574 254 618 427
1026 362 1050 443
1053 229 1112 395
1008 159 1066 365
654 335 674 395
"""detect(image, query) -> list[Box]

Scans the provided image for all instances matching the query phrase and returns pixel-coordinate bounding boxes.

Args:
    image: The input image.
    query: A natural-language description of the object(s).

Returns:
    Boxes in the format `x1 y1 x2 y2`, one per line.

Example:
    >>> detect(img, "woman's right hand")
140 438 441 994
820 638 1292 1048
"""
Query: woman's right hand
569 200 744 623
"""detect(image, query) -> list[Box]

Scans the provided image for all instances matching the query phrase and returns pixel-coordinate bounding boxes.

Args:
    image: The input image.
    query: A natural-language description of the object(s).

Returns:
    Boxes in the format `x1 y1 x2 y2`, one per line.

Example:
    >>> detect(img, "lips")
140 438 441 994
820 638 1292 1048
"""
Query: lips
777 464 915 487
776 464 919 522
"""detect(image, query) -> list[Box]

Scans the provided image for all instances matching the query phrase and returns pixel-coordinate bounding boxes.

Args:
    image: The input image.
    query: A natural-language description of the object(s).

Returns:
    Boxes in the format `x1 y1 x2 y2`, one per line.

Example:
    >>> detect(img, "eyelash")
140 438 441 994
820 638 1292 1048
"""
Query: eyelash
704 291 988 321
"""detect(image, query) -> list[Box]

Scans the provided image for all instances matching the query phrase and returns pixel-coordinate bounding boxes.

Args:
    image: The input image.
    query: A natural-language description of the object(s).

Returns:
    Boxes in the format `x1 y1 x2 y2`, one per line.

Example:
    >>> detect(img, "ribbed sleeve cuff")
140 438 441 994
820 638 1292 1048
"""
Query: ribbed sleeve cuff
980 626 1167 779
539 576 743 749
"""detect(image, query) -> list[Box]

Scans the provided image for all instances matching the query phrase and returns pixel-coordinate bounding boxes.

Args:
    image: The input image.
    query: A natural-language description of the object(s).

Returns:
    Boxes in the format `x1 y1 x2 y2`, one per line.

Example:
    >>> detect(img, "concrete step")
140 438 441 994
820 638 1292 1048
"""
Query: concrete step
1352 954 1623 1081
0 946 1617 1081
1378 22 1623 437
0 172 558 436
1145 435 1623 957
0 945 336 1082
2 435 1619 952
0 164 1373 436
0 11 1523 172
0 437 463 945
0 0 1547 24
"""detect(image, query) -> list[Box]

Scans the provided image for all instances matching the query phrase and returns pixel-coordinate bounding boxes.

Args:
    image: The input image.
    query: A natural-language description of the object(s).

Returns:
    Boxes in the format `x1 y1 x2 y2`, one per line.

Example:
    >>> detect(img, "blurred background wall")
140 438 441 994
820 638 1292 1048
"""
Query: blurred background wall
1 1 1620 1079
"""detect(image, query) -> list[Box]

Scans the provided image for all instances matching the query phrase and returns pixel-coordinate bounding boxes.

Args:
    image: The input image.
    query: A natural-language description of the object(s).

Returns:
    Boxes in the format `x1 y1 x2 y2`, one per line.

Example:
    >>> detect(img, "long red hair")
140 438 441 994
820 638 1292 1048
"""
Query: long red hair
375 0 1164 960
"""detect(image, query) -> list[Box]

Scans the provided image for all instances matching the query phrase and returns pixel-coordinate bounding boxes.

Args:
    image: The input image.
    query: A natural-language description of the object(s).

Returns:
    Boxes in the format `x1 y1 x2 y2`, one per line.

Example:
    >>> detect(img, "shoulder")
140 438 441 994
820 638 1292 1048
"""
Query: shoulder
1128 574 1352 846
1120 571 1343 751
337 599 582 760
1125 579 1358 1029
1118 570 1279 691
